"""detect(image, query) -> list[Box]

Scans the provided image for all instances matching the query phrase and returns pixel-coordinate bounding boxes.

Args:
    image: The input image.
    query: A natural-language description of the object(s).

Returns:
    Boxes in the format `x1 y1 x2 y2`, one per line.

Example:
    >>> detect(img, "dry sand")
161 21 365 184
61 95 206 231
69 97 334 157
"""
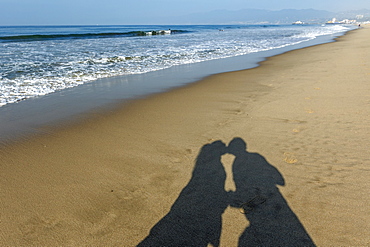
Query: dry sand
1 26 369 246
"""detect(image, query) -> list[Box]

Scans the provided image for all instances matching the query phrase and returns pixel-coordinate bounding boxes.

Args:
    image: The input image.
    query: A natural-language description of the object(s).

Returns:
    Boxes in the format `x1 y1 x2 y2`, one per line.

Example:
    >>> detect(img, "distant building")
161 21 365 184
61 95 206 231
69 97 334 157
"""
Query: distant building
326 17 357 24
339 19 357 24
292 20 304 24
327 18 338 24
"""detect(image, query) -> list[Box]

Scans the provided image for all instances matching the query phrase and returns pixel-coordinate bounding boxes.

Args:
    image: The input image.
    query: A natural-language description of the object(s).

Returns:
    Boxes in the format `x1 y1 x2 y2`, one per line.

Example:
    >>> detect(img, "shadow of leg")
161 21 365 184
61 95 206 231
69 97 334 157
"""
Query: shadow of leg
138 141 229 247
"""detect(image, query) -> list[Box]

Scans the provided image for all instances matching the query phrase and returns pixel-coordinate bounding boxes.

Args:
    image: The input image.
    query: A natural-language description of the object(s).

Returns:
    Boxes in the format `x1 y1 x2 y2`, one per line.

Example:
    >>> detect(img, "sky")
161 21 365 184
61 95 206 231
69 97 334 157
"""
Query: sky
1 0 369 25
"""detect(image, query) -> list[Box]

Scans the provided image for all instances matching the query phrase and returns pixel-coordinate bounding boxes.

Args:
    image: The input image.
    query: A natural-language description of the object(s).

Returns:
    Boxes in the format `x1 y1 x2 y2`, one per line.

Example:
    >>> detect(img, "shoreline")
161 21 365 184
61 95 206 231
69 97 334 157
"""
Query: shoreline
0 28 352 145
1 26 369 246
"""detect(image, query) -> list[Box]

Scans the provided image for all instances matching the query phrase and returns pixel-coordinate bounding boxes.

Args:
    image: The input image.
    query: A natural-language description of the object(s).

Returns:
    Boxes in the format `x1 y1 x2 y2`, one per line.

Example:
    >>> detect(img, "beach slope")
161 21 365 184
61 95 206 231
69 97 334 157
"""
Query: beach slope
1 26 369 246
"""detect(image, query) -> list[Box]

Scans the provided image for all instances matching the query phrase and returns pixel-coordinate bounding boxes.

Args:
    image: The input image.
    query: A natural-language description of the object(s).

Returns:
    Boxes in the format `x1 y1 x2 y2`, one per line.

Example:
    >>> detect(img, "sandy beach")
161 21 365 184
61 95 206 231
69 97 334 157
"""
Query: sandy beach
1 25 369 246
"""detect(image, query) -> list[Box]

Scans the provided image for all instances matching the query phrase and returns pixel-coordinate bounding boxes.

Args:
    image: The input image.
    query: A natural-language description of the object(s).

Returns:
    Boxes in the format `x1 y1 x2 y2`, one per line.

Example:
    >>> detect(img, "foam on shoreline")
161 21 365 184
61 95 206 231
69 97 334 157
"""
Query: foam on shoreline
0 30 352 144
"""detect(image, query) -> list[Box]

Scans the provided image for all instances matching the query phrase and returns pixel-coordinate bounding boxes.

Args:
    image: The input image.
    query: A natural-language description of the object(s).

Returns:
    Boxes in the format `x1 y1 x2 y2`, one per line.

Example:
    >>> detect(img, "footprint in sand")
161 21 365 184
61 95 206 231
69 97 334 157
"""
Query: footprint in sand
284 152 298 164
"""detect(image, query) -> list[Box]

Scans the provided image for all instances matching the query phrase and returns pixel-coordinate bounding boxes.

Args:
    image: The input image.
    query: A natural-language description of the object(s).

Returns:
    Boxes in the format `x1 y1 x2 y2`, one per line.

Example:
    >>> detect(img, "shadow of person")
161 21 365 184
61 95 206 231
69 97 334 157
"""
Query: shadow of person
138 141 229 247
228 137 315 247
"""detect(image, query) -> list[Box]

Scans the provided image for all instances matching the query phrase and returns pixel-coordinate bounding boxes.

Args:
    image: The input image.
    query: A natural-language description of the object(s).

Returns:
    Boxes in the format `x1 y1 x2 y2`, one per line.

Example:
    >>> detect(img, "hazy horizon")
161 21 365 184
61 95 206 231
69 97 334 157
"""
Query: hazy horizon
1 0 370 25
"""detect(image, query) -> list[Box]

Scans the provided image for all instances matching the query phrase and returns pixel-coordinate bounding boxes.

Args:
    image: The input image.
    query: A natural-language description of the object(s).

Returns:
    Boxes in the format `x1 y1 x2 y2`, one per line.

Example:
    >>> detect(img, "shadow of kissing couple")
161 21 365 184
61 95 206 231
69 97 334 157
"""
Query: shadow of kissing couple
138 138 315 247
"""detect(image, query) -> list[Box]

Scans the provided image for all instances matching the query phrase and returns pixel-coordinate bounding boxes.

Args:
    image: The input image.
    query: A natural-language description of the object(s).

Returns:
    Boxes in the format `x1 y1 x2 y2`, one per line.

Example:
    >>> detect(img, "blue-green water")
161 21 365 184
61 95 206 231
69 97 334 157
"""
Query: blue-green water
0 24 353 107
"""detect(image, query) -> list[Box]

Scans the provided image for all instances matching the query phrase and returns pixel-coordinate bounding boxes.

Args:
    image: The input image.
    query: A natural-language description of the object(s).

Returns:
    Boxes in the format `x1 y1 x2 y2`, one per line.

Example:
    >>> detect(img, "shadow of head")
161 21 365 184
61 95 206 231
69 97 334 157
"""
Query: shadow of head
196 140 227 163
228 137 247 155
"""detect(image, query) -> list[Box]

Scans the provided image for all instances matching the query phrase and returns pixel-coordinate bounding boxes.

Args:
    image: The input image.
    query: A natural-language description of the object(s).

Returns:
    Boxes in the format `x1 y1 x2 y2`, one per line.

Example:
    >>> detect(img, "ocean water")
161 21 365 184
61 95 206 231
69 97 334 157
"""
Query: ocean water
0 24 353 107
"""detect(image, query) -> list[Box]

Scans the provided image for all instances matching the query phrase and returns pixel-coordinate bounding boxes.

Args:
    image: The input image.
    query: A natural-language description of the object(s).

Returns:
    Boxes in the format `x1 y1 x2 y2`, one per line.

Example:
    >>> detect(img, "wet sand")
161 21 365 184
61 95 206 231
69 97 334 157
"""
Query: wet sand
1 26 369 246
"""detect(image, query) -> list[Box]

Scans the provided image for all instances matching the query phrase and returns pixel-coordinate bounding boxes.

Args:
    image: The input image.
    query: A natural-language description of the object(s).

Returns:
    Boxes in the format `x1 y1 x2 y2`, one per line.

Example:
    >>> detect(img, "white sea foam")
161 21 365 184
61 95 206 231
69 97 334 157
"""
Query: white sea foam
0 24 354 107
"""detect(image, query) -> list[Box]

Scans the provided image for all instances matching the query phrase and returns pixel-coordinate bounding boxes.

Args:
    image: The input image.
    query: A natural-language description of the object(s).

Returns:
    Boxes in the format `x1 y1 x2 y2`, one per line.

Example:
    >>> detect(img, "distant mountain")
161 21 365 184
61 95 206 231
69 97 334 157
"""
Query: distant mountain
155 8 370 24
